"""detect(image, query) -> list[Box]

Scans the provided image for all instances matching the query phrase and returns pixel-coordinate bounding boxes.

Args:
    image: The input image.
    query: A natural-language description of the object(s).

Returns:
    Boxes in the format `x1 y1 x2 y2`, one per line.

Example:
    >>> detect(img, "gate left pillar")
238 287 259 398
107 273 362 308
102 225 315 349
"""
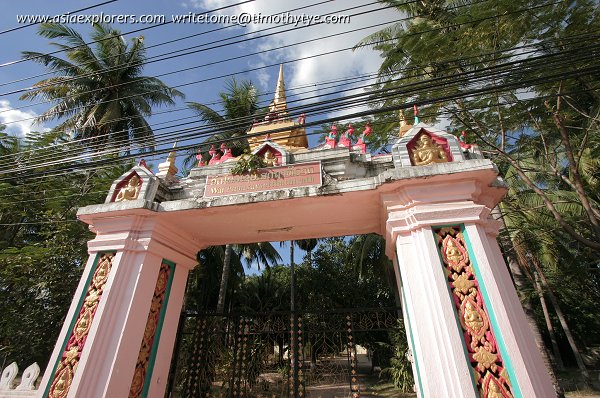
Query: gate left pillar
37 210 198 398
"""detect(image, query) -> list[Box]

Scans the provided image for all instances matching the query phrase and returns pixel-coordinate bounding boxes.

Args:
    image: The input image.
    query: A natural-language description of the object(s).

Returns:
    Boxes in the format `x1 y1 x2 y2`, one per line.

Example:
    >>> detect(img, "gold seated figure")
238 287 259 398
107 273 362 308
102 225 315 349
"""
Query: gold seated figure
410 134 449 166
115 175 141 202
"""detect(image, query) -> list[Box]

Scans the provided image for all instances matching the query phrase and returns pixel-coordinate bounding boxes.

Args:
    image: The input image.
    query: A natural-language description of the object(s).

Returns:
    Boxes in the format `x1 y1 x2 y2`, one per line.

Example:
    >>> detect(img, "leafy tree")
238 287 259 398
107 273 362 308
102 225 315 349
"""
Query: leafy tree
359 0 600 391
358 0 600 250
21 23 183 152
185 78 270 313
185 78 262 169
0 131 126 367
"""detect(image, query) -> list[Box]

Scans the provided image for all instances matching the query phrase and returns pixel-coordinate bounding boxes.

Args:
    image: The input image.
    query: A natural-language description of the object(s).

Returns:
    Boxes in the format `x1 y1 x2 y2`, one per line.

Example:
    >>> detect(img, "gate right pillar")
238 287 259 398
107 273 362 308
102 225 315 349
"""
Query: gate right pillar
382 171 556 398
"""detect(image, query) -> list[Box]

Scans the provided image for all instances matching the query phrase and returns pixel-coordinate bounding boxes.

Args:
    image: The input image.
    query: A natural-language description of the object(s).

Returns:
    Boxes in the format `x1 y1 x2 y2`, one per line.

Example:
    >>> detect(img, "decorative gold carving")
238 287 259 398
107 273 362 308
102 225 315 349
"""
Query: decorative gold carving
49 253 114 398
115 175 141 202
129 262 172 398
473 347 498 371
410 134 449 166
435 227 514 398
453 273 475 294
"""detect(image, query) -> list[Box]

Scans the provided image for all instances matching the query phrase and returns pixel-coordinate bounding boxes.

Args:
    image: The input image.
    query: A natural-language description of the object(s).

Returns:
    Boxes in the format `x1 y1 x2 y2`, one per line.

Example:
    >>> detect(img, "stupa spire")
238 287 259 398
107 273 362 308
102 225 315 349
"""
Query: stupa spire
272 64 287 113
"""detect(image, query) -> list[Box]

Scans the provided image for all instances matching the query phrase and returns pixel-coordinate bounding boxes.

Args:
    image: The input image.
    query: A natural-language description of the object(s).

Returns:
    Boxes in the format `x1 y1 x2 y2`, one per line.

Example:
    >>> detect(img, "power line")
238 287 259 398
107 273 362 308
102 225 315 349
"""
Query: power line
5 35 597 171
1 38 597 177
0 0 369 90
2 27 595 165
0 1 400 112
1 0 550 115
0 1 120 35
0 0 576 160
2 54 598 183
0 0 257 68
1 86 596 211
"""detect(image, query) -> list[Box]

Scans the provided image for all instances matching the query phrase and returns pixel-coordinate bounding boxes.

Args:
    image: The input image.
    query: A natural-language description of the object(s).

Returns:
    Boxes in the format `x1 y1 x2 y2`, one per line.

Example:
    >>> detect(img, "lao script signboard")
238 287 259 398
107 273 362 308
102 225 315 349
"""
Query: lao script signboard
204 161 322 198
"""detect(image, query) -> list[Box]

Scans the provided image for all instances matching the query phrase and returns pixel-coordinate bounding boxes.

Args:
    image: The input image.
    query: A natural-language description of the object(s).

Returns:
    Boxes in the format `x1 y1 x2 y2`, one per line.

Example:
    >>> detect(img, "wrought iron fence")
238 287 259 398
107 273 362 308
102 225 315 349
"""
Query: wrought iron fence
166 307 402 398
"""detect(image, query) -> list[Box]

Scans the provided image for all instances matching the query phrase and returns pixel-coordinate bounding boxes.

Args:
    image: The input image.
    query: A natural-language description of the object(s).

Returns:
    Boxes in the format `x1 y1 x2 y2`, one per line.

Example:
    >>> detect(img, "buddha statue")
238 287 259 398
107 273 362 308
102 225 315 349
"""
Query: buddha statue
464 300 485 333
115 175 141 202
445 239 463 264
410 134 449 166
263 150 278 167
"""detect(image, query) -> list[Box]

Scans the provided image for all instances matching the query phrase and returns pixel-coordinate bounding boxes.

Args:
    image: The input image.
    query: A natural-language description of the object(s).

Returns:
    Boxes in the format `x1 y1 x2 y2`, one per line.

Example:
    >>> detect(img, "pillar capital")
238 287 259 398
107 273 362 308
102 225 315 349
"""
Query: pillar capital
381 175 504 260
80 209 198 270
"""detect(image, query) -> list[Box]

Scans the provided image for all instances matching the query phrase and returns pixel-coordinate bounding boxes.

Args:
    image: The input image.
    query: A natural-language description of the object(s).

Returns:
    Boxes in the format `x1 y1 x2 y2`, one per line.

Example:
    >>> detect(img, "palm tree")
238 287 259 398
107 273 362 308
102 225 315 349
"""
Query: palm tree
20 23 183 151
215 242 281 313
347 234 401 307
185 78 262 169
0 124 17 155
186 77 264 313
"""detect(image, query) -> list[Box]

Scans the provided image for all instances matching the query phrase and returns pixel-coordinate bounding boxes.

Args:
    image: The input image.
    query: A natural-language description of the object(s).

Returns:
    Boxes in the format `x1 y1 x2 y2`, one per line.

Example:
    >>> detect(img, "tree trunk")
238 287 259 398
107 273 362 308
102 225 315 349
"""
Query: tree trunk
532 259 591 387
494 206 565 397
289 241 298 398
216 244 233 313
534 271 565 371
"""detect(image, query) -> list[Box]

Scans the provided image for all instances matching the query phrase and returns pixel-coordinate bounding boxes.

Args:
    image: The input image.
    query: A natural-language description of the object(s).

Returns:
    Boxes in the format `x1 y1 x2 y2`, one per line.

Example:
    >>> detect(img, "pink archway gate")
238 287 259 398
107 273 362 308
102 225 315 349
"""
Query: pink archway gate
36 123 555 398
35 64 556 398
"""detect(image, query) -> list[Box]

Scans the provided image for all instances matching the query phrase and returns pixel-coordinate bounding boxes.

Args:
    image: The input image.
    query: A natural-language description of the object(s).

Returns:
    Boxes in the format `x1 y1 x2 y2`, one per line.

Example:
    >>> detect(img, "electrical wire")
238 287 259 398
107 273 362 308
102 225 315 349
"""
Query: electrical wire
1 84 596 218
2 53 598 183
0 0 378 90
1 0 552 115
0 0 120 35
0 1 596 181
2 45 597 179
0 0 405 112
3 36 596 173
0 0 584 157
0 0 257 68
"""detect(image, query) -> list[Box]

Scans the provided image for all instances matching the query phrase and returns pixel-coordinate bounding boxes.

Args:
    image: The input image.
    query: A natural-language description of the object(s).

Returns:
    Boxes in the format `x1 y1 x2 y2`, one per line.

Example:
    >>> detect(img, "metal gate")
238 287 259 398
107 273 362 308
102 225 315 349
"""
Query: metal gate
166 307 401 398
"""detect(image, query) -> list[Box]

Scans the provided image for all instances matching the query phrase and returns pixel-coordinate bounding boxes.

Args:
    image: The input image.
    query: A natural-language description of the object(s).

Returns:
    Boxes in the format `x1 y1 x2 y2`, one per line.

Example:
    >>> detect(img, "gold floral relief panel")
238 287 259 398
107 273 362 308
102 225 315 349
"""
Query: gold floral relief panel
48 253 115 398
129 261 173 398
434 226 514 398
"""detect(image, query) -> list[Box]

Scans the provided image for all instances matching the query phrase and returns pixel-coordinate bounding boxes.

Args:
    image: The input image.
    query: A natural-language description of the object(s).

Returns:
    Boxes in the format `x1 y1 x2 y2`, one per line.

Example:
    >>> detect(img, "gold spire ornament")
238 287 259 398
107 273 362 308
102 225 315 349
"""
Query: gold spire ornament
399 109 412 137
271 64 287 114
246 65 308 151
157 142 179 183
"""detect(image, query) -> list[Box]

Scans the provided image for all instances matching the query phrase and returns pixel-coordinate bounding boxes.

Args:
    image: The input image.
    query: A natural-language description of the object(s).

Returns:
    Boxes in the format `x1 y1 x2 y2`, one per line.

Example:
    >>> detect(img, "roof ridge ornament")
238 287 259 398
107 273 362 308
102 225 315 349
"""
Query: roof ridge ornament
399 109 412 137
156 141 179 183
413 104 420 124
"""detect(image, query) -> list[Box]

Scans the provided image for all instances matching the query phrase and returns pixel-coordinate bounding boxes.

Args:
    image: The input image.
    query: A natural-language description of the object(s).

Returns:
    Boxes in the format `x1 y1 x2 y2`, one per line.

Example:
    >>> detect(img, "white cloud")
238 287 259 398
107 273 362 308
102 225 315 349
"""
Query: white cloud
182 1 398 117
0 100 46 137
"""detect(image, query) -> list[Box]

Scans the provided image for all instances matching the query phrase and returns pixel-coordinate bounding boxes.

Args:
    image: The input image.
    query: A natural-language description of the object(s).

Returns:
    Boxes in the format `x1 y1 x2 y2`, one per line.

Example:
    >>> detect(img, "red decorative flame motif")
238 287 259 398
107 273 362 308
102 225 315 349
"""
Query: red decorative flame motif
435 227 514 398
49 253 115 398
129 262 172 398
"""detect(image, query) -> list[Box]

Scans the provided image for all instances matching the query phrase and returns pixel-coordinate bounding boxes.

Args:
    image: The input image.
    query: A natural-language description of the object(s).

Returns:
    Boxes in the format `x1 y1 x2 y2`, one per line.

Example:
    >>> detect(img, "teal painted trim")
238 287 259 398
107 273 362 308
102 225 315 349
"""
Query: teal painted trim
430 227 479 395
141 260 177 398
401 285 424 398
42 252 115 398
461 225 523 398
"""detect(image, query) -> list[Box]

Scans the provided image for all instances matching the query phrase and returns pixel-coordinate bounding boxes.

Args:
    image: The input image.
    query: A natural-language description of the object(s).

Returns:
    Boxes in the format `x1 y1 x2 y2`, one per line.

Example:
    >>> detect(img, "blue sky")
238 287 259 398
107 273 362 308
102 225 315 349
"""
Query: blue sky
0 1 397 272
0 0 397 151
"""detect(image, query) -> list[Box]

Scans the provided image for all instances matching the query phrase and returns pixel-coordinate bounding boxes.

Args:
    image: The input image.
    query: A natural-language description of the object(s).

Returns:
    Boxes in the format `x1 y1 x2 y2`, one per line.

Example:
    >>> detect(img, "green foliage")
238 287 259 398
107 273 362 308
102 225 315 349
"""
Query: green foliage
230 150 266 175
185 78 262 170
379 320 415 392
0 130 126 367
21 23 183 152
359 0 600 359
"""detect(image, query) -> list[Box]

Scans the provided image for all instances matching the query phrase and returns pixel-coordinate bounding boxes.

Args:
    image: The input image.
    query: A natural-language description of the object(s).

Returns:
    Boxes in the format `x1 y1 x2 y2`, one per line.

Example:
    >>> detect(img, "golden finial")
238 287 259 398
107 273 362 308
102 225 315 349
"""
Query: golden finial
271 64 287 114
399 109 412 137
167 141 177 166
157 141 178 183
